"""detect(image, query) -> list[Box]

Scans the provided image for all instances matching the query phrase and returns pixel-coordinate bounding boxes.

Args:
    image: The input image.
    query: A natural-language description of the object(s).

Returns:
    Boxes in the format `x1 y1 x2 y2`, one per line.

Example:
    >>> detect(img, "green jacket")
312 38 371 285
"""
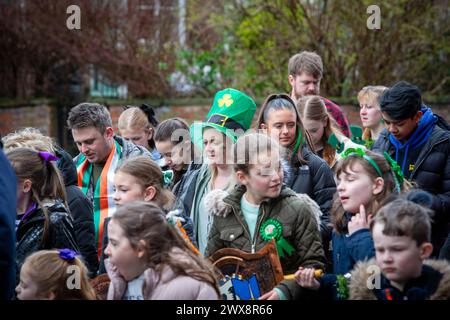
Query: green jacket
205 184 325 298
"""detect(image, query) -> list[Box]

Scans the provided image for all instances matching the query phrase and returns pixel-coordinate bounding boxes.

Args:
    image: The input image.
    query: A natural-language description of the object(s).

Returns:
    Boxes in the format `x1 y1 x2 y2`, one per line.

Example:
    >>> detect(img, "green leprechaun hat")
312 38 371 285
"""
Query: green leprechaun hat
190 88 257 149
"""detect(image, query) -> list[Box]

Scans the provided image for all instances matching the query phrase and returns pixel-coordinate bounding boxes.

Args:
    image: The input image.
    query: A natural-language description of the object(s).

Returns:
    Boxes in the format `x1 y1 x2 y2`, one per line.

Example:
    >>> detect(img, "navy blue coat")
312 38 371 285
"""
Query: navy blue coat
331 217 375 275
279 217 375 300
0 149 17 300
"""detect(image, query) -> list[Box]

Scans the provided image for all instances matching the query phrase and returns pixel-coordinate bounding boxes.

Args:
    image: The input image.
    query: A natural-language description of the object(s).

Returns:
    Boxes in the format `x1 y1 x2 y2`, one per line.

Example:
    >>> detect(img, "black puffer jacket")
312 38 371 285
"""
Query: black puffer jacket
16 200 79 283
373 125 450 253
285 146 336 242
56 149 98 277
173 162 202 215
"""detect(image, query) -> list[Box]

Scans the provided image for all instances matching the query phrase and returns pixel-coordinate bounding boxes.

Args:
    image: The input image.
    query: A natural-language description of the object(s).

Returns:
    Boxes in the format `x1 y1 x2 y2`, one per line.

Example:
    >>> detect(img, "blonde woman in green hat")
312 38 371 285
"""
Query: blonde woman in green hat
176 88 257 254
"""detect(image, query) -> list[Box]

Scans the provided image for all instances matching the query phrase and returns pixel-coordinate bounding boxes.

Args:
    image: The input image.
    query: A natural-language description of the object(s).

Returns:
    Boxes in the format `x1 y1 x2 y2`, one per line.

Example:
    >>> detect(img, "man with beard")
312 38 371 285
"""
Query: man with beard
288 51 350 137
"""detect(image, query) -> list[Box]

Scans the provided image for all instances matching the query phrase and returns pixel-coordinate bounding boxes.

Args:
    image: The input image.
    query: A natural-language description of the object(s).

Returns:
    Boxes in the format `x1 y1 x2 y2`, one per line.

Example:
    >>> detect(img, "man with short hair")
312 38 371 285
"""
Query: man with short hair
288 51 350 137
67 103 151 257
372 81 450 255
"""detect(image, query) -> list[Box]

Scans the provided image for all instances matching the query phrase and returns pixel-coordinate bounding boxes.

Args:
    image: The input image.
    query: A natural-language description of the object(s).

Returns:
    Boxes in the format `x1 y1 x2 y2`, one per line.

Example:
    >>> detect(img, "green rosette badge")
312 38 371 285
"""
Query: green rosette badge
260 219 295 258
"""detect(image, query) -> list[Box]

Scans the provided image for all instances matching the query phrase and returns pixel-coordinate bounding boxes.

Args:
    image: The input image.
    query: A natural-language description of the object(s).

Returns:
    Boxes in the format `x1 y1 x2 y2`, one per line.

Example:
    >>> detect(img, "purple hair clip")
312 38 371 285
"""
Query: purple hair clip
38 151 59 162
59 248 77 261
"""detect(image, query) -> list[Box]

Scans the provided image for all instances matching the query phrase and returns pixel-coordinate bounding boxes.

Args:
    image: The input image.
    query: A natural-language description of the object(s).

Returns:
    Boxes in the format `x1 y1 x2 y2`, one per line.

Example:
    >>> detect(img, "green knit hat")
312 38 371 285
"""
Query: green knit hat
190 88 257 149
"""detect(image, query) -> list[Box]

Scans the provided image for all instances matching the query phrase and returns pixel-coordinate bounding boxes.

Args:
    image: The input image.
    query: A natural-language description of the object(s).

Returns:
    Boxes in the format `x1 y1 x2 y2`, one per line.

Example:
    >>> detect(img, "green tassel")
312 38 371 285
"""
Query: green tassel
276 237 295 258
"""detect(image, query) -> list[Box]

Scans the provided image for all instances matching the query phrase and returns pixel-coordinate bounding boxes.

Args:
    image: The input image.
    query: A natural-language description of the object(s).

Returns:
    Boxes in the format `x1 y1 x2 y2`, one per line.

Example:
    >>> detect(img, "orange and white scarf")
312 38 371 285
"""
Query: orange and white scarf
76 140 122 257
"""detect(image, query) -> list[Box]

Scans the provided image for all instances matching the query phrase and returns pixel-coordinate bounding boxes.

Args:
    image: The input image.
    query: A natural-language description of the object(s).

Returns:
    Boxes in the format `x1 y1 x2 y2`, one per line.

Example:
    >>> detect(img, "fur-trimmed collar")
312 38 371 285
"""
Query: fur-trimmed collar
203 184 322 230
349 258 450 300
202 157 290 217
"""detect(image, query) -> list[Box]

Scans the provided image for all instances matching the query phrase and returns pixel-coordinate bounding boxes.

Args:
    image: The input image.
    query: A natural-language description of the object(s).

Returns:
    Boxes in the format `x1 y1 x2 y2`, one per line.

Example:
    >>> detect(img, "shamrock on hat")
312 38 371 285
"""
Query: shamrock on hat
190 88 257 149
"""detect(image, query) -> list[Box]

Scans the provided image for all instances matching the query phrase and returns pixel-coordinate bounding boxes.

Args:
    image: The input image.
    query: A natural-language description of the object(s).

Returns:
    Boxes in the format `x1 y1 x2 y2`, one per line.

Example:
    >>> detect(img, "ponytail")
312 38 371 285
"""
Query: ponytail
6 148 67 243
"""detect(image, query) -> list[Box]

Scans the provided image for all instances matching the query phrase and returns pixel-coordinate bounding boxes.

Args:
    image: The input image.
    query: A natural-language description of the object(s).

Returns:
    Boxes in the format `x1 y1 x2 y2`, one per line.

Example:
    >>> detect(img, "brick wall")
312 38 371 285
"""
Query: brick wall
0 105 54 138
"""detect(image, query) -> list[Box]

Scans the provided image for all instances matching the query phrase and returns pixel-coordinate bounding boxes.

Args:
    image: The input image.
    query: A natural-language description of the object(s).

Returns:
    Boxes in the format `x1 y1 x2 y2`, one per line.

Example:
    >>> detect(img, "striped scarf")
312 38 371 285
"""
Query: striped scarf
76 140 122 257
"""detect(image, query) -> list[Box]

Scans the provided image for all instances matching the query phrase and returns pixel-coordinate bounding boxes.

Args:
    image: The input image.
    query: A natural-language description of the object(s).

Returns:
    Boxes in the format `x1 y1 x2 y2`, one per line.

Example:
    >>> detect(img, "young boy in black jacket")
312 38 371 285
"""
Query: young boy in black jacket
349 198 450 300
372 81 450 254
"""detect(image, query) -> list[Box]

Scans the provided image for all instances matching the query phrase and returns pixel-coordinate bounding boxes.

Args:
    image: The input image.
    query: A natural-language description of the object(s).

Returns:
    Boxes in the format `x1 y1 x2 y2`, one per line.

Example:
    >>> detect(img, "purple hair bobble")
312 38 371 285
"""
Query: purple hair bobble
38 151 59 162
59 248 77 261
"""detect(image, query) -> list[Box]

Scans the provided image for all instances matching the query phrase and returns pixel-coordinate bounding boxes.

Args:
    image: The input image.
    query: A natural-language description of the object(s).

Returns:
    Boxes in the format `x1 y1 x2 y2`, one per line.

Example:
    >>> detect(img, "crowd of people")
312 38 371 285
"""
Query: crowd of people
1 51 449 301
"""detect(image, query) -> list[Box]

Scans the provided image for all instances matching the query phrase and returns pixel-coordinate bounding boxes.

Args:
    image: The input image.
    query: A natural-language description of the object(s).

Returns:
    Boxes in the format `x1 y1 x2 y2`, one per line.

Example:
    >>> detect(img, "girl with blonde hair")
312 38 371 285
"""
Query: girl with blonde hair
16 249 96 300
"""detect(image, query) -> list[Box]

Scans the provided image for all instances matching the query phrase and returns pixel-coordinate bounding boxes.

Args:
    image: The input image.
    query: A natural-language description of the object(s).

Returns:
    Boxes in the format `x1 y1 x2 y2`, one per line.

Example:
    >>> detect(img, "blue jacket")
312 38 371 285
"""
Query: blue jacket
332 223 375 275
309 224 375 300
282 217 375 300
0 149 17 300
